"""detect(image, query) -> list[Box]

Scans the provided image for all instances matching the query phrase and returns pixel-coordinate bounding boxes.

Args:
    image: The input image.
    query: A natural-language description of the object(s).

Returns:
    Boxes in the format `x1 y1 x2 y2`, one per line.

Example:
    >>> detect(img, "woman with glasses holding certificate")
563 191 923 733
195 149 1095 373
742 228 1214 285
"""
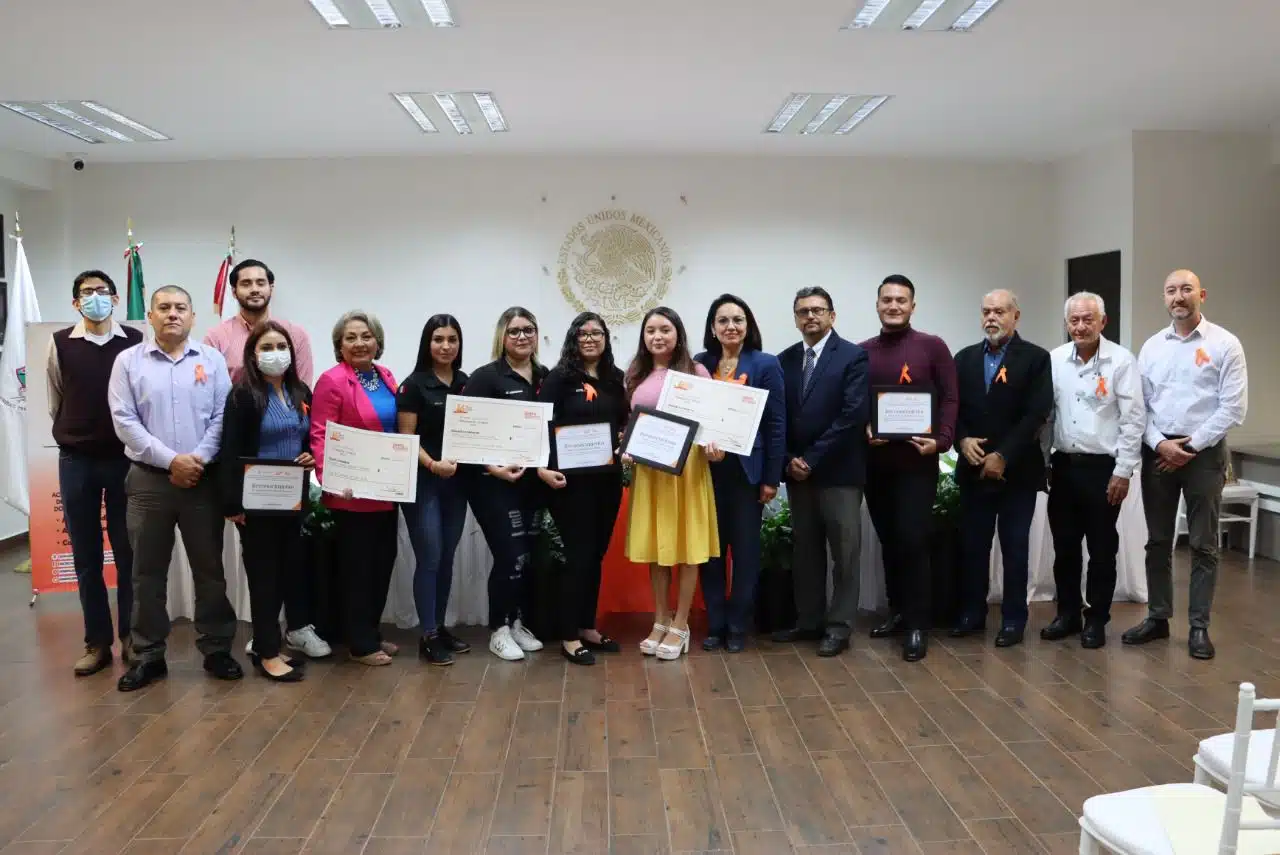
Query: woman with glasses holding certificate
219 321 314 682
694 294 786 654
536 312 628 665
624 307 724 661
463 307 549 662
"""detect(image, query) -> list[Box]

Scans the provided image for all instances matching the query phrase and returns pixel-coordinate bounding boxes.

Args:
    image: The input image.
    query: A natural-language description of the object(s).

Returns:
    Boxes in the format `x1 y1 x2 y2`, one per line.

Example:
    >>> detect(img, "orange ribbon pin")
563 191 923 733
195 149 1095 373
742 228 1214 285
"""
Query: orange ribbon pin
995 365 1008 384
194 364 207 384
899 363 912 384
301 402 310 416
1095 376 1108 397
1194 347 1211 367
583 382 597 401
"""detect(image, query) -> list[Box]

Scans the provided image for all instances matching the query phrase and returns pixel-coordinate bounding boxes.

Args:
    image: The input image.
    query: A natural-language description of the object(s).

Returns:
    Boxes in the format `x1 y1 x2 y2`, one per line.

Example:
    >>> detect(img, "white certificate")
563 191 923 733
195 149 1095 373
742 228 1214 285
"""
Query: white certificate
441 394 551 468
874 388 934 438
624 410 696 472
242 461 307 512
656 370 769 456
320 424 419 503
554 422 615 470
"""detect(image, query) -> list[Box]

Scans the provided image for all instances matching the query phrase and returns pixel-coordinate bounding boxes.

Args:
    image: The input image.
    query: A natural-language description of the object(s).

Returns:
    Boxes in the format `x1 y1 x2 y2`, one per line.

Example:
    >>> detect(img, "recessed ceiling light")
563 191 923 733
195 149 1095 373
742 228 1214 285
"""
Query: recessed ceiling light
901 0 946 29
42 103 134 142
472 93 508 132
364 0 402 27
845 0 892 28
80 101 170 140
306 0 350 26
420 0 455 26
765 94 811 133
0 102 100 144
433 94 471 134
950 0 1002 30
834 95 889 134
392 93 438 132
802 96 851 134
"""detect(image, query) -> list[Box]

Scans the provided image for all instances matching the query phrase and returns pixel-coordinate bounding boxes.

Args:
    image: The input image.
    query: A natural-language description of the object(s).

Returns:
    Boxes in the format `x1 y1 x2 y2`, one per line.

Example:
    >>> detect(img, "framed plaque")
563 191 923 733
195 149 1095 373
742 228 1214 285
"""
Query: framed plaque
619 406 698 476
871 387 935 440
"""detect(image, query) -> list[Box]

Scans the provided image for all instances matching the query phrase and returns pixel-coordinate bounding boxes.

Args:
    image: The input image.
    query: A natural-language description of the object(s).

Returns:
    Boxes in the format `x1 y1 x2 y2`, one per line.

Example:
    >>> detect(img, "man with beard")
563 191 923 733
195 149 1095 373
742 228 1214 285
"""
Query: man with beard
951 290 1052 648
1123 269 1247 660
203 259 329 660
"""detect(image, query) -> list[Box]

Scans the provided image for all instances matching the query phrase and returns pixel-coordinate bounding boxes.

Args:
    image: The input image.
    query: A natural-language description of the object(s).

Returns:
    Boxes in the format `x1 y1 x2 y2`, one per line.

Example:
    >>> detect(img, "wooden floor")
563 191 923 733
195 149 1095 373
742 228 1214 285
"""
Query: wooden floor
2 544 1279 855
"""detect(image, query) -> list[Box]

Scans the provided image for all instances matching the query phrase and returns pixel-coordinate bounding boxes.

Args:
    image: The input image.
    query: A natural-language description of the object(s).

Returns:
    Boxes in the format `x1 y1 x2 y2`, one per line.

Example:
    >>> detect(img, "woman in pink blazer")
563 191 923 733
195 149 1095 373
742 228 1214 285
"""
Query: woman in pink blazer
310 310 400 666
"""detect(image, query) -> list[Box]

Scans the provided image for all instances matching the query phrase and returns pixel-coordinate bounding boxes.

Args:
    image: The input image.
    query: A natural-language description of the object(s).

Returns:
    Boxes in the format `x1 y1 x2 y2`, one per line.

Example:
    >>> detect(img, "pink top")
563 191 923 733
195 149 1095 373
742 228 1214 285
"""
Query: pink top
310 361 399 513
203 313 315 386
629 363 712 410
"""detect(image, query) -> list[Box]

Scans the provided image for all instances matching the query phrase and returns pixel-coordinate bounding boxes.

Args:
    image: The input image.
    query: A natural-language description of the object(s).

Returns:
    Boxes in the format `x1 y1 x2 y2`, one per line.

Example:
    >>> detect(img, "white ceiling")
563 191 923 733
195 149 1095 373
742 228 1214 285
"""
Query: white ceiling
2 0 1279 163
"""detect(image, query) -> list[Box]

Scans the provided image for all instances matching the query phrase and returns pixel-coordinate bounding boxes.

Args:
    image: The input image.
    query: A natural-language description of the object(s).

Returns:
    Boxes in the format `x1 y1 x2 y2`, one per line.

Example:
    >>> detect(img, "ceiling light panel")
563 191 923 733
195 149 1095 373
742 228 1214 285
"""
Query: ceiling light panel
0 101 169 144
763 94 890 136
843 0 1002 31
306 0 458 28
392 92 507 135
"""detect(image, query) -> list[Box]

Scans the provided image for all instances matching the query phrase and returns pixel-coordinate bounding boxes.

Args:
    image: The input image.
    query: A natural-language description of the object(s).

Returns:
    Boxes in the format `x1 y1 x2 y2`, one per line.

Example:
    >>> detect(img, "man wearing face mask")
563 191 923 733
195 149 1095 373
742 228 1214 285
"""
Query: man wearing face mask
204 259 314 385
951 290 1052 648
47 270 144 676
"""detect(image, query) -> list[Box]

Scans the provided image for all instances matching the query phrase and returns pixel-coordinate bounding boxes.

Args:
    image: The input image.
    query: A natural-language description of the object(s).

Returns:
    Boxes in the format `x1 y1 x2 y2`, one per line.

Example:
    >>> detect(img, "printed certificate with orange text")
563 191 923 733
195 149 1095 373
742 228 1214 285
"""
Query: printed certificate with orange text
321 423 420 502
656 370 768 456
440 395 552 468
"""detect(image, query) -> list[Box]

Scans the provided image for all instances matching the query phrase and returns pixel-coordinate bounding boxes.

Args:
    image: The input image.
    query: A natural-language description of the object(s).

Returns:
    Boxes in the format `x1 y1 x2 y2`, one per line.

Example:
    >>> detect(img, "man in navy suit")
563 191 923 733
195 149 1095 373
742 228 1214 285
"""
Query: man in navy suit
774 287 870 657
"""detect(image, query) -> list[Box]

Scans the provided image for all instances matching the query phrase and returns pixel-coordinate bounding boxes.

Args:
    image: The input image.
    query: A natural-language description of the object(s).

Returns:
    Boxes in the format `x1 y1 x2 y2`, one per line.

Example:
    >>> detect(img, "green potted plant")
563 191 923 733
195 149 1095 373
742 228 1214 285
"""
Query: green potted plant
929 450 962 628
755 496 797 633
301 482 342 643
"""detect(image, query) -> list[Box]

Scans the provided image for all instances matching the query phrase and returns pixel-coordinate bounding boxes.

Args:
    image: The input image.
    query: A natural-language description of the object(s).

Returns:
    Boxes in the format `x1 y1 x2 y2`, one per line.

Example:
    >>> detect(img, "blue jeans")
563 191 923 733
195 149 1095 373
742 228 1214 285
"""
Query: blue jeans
404 470 469 635
958 484 1038 629
58 450 133 647
701 460 763 636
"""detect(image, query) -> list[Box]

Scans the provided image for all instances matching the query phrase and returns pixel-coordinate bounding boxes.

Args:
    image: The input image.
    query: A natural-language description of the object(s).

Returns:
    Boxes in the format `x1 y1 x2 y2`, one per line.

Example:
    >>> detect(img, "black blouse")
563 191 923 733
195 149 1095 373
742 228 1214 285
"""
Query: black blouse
537 364 628 471
396 368 468 460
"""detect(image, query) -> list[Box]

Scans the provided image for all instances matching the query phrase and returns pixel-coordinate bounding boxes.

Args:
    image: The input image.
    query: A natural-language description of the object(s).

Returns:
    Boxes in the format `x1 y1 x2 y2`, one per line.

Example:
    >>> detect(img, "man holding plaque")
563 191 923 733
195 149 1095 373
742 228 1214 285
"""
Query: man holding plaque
1042 292 1144 649
774 286 870 657
952 289 1052 648
860 275 958 662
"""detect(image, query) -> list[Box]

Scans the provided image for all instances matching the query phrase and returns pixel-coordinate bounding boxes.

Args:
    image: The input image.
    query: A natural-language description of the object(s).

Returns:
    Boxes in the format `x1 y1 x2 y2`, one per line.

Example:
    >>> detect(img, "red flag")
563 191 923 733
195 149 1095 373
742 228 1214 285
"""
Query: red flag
212 252 232 317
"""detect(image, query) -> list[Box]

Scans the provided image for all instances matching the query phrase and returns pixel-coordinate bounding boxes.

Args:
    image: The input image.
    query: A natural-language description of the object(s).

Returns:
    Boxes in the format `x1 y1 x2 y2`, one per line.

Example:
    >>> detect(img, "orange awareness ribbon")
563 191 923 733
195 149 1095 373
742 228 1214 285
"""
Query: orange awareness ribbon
898 363 912 384
1095 376 1108 397
583 382 597 401
194 364 207 384
1194 347 1211 367
301 402 310 416
995 365 1008 384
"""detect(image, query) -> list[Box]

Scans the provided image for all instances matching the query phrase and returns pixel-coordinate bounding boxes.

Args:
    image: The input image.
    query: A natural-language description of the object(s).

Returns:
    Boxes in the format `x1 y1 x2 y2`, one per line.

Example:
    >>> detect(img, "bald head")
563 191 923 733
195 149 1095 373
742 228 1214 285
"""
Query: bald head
1162 269 1205 327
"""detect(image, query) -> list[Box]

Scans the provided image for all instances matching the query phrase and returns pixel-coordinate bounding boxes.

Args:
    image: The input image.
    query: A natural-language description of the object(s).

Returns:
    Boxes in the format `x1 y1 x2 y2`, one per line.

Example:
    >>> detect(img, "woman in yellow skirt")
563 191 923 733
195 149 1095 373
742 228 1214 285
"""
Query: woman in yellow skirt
623 307 724 660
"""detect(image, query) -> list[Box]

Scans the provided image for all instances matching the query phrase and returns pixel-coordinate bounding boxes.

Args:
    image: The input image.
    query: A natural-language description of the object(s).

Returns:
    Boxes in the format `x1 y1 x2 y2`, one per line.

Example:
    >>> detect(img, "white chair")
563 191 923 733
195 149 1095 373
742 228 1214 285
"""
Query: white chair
1175 483 1259 560
1195 725 1280 810
1079 682 1280 854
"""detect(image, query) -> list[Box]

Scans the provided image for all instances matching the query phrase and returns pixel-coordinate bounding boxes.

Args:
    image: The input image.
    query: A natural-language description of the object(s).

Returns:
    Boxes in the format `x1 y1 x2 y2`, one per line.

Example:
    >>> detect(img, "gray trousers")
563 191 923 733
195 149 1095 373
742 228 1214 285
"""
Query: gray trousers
126 464 237 661
788 481 863 638
1141 442 1226 629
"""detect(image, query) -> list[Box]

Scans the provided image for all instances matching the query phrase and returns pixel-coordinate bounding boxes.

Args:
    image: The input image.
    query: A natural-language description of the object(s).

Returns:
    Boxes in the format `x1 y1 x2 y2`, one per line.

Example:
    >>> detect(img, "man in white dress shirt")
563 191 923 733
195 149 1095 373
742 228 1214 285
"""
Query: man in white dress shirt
1123 270 1248 660
1041 292 1145 649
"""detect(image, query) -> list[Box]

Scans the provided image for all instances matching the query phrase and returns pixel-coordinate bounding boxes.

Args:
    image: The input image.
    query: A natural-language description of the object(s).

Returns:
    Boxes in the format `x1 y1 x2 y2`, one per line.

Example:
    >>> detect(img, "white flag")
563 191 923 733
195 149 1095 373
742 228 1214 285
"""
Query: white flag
0 233 43 514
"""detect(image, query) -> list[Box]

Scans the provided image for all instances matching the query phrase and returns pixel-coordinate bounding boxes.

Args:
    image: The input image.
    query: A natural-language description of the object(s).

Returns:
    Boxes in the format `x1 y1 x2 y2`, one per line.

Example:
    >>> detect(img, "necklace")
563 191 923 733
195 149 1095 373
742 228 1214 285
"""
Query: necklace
358 369 381 392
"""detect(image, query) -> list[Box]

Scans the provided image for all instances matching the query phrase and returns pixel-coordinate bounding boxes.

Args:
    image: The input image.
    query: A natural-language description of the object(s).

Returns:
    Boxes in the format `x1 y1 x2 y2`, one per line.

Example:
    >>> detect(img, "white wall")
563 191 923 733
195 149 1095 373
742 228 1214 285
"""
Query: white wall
1051 138 1134 347
1131 131 1280 442
20 155 1057 381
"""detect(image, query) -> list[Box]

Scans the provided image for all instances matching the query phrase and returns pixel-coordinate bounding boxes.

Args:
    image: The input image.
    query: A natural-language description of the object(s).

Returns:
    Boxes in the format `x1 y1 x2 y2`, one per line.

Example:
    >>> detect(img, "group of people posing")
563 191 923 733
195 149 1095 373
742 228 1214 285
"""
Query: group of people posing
48 258 1246 693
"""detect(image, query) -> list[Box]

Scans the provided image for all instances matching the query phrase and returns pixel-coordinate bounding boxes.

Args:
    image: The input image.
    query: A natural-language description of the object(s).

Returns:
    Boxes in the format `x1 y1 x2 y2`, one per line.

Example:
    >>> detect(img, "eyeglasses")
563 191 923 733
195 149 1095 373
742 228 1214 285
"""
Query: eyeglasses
578 330 605 341
794 306 830 318
507 326 537 339
78 286 112 298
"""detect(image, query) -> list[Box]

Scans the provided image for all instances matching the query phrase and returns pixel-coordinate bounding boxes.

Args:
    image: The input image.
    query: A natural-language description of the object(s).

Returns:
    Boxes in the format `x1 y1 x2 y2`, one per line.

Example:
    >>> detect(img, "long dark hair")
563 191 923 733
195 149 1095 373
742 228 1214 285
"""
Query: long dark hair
557 311 618 382
626 306 695 397
702 292 763 357
238 320 309 411
413 314 463 373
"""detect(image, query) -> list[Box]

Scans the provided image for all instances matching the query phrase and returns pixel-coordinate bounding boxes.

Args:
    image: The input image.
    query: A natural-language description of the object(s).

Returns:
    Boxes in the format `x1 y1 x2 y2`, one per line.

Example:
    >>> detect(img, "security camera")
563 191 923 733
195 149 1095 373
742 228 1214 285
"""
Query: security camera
72 158 85 171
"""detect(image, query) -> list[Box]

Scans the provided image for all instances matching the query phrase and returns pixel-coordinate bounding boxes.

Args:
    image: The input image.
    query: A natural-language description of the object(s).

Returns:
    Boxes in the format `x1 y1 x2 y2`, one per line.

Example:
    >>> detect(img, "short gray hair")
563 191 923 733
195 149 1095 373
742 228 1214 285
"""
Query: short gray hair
983 289 1020 311
332 310 386 363
1064 291 1106 318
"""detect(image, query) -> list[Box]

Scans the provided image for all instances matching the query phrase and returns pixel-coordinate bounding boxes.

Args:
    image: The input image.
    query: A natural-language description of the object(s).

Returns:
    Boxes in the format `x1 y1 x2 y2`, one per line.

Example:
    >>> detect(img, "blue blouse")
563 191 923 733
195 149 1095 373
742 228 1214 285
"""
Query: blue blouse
257 392 310 459
359 370 398 432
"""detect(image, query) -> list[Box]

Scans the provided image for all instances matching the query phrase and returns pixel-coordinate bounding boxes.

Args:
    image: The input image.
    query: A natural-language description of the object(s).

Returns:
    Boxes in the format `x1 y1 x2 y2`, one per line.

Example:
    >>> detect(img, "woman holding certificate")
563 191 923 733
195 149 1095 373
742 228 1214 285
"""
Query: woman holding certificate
625 307 723 661
310 310 400 667
463 307 549 662
536 312 628 665
396 315 471 666
694 294 786 654
218 321 313 682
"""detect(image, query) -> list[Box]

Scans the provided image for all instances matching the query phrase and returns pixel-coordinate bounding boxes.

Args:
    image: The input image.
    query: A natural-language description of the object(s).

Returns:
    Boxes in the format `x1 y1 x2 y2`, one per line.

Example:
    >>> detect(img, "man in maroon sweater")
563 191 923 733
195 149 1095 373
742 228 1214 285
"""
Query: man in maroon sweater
860 275 959 661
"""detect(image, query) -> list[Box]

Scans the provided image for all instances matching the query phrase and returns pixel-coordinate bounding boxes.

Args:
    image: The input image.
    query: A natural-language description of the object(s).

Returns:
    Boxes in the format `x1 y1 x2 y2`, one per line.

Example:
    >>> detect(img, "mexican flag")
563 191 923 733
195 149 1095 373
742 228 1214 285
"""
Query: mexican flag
212 249 233 319
0 230 42 514
125 239 145 320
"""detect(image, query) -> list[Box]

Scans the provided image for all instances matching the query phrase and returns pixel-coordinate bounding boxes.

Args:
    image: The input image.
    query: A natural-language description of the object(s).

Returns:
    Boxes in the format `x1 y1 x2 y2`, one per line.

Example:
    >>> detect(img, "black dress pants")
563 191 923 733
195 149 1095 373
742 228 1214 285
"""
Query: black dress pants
238 514 305 659
547 472 623 641
468 478 537 630
1048 453 1121 624
865 462 937 631
332 509 399 657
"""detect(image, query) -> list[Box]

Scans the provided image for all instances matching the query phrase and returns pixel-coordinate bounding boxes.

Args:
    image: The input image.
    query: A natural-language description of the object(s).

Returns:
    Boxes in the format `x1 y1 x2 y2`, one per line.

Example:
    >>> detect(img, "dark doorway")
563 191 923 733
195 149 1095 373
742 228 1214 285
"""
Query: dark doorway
1066 251 1122 344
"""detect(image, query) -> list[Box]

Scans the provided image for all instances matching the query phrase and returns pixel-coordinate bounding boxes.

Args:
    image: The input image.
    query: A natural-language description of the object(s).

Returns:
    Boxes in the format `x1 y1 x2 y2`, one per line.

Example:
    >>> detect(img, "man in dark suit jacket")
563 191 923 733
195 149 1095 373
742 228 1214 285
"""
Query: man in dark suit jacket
952 289 1053 647
774 286 870 657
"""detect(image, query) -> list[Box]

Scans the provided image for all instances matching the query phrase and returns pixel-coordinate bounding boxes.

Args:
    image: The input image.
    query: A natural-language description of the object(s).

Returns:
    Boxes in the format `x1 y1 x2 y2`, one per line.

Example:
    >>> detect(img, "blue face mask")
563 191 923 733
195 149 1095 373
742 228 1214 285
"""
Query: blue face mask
79 293 114 322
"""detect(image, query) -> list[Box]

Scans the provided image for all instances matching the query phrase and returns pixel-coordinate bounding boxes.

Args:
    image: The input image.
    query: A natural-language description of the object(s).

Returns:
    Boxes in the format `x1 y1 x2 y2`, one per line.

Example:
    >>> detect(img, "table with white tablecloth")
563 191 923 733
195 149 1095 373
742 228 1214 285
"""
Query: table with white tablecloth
168 469 1148 626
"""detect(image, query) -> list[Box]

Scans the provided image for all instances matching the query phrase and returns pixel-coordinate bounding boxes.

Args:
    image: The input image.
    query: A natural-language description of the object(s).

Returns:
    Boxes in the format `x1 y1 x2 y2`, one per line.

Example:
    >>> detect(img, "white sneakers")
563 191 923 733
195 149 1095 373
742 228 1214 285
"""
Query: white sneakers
489 626 525 661
511 619 543 652
287 625 333 659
